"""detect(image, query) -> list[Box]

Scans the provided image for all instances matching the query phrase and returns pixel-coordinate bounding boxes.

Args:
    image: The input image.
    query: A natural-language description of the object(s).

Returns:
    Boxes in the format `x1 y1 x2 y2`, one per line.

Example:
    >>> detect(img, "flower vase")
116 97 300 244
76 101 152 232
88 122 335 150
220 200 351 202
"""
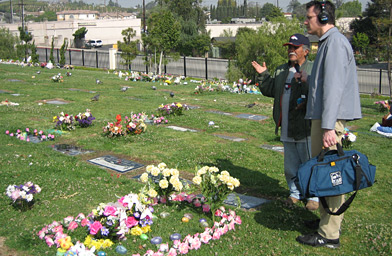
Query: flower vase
13 199 33 211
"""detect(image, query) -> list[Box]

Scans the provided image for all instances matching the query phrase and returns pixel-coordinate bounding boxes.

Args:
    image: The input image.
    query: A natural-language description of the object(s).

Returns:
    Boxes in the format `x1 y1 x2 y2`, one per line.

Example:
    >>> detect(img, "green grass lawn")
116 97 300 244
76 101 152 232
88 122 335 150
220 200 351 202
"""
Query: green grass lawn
0 63 391 255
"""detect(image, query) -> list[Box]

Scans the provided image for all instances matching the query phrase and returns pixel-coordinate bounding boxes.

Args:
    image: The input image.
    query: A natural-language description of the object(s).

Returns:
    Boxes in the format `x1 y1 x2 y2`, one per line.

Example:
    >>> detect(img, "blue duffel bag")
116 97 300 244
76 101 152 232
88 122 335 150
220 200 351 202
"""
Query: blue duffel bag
297 144 376 215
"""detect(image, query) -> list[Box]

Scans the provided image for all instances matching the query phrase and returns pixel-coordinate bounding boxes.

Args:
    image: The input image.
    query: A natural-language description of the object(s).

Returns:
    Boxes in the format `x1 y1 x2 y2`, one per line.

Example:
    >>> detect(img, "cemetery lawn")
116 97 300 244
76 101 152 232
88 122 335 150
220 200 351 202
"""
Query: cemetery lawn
0 63 390 255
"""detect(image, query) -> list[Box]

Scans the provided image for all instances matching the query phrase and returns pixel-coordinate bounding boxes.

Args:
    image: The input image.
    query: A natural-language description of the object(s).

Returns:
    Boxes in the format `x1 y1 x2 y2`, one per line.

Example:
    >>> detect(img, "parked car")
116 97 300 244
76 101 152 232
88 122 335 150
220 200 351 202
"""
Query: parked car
85 39 103 48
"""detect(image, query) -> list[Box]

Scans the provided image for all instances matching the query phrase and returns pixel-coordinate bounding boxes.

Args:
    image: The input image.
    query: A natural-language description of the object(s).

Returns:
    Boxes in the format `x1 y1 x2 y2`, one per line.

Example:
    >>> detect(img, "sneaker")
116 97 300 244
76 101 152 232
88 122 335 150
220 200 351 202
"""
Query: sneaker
296 233 340 248
304 219 320 230
306 200 319 211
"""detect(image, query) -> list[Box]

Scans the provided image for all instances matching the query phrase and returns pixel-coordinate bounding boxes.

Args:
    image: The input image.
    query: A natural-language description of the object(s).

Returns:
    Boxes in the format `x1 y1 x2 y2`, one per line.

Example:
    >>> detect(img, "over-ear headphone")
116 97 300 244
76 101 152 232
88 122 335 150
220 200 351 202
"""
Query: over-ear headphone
318 2 329 24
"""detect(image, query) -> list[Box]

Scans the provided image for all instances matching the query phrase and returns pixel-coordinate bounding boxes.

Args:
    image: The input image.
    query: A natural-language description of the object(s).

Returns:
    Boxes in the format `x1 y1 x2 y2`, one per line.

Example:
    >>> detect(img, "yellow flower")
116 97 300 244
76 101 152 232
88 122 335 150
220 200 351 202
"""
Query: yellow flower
162 168 171 177
159 179 169 189
192 175 202 185
53 116 58 122
130 226 143 236
232 178 240 187
146 165 154 173
209 167 219 173
220 170 230 176
176 103 182 108
59 236 73 250
158 162 167 170
140 173 149 183
141 225 152 233
148 188 158 198
151 167 160 177
169 175 179 185
170 168 179 176
84 235 92 247
92 209 98 216
172 180 183 191
197 166 209 176
219 174 230 183
102 239 114 248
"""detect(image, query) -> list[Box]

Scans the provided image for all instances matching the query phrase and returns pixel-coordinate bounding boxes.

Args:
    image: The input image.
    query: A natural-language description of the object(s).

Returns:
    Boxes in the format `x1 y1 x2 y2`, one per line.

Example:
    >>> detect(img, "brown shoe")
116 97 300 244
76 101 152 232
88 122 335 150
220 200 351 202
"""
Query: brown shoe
306 200 319 211
285 196 300 205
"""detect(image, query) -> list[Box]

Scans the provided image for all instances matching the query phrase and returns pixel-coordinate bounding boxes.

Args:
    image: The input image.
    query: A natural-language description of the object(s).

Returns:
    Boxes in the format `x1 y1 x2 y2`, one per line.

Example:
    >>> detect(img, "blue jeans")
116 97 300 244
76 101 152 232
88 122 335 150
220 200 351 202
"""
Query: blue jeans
283 140 318 202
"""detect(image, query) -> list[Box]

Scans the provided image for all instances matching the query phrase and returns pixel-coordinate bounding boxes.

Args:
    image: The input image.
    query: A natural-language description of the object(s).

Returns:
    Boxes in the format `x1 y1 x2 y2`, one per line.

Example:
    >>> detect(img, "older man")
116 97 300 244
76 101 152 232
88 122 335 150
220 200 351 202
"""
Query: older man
252 34 318 211
296 1 362 248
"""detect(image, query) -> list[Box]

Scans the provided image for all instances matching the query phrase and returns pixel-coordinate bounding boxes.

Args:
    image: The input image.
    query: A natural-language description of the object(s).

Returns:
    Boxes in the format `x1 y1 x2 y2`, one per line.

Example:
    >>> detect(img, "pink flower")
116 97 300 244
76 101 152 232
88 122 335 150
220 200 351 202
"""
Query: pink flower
104 205 117 216
10 133 14 136
235 216 242 224
193 199 201 207
200 232 212 244
68 221 78 231
190 237 201 250
45 236 55 247
160 197 167 204
152 253 164 256
215 209 222 216
34 129 37 133
132 254 141 256
159 243 169 252
178 242 189 254
26 137 30 142
5 130 9 135
229 221 235 231
118 197 128 208
186 194 196 203
76 213 86 221
212 231 221 240
126 216 138 228
26 128 30 132
52 225 63 234
41 135 46 140
81 218 89 227
38 229 47 239
17 129 21 133
89 221 103 235
167 248 177 256
39 130 43 135
202 204 210 213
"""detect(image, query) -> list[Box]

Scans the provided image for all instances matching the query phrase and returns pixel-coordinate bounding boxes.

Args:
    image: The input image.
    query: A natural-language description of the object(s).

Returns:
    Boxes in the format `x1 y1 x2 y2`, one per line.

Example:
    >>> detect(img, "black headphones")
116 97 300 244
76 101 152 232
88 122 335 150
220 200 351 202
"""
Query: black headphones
318 1 329 24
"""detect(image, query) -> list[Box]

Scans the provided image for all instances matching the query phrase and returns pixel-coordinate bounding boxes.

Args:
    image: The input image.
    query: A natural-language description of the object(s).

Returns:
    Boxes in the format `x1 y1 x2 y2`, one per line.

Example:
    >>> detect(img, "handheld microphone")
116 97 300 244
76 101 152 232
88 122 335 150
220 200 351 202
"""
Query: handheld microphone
294 63 300 73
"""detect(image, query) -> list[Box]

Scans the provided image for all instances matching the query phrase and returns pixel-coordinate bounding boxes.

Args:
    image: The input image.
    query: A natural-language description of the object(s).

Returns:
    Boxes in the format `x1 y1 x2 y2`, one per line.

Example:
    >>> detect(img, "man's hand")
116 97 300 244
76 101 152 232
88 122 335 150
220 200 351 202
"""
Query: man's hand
252 61 267 74
323 129 337 148
299 70 309 83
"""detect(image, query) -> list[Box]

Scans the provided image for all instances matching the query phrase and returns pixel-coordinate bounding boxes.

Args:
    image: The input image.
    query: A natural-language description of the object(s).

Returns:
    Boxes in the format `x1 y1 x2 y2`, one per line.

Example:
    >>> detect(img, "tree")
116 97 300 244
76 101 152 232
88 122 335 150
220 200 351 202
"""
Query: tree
117 28 139 70
259 3 280 19
352 32 370 55
59 39 68 66
287 0 301 13
143 9 181 74
73 27 88 48
0 27 19 59
49 36 55 64
336 0 362 18
31 40 39 63
266 7 284 21
234 18 303 80
18 26 33 61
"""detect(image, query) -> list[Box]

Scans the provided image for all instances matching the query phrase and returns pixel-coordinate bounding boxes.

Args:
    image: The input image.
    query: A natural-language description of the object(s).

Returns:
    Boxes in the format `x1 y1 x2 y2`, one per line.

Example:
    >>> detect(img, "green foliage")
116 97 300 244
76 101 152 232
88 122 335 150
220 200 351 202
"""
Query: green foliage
49 37 55 64
117 28 139 69
72 27 88 40
0 27 19 59
59 40 68 66
336 0 362 17
352 32 370 54
234 18 302 79
30 40 39 63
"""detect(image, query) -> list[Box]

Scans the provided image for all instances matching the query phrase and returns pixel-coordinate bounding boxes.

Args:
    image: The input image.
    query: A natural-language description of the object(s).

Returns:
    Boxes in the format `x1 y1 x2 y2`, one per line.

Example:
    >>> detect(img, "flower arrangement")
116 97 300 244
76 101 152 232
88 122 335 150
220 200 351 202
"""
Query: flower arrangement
140 163 184 203
103 114 124 137
74 109 95 128
5 182 41 211
38 192 154 252
150 115 169 125
5 128 55 141
192 166 240 221
124 113 148 135
52 73 64 82
374 100 390 112
53 112 75 131
157 103 189 117
342 128 357 148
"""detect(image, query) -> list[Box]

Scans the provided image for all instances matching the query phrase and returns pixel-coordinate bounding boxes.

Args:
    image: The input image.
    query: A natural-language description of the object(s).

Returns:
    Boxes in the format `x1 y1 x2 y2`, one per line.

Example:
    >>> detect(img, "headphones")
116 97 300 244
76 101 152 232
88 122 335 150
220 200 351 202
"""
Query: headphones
317 1 329 24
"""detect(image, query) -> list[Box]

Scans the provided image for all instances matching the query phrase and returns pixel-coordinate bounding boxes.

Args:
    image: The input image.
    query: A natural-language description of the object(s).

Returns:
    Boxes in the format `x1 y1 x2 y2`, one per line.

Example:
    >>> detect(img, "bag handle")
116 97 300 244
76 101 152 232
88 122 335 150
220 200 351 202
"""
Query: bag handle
317 143 345 162
320 154 372 215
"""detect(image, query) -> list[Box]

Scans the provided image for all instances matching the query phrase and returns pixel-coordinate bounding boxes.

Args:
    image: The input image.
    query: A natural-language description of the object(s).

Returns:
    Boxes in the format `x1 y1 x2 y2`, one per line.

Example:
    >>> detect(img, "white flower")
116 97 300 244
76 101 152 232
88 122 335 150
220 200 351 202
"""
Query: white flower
158 163 167 170
192 175 202 185
148 188 157 198
162 168 171 177
159 179 169 189
348 133 356 142
209 167 219 173
140 173 149 183
150 167 160 177
170 168 179 176
26 194 34 202
146 165 154 173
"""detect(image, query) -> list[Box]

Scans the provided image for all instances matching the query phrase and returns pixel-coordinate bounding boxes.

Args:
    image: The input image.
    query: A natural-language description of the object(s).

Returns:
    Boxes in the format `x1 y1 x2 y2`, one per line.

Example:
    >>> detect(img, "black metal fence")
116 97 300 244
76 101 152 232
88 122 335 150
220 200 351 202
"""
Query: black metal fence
36 47 390 96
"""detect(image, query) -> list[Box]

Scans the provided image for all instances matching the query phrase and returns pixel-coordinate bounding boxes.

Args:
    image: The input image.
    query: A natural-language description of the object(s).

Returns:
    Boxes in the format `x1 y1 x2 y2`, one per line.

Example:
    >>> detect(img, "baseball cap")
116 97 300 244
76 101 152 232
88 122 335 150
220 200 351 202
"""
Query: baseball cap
283 34 310 47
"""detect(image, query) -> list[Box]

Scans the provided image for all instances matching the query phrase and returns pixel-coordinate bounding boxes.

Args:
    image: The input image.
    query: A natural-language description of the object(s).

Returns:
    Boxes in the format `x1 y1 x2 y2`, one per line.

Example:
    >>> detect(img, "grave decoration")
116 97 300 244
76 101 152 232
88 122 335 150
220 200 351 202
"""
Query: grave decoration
139 163 184 204
157 103 189 117
342 128 357 148
192 166 240 222
53 112 75 131
5 128 55 142
103 113 148 137
74 109 96 128
5 182 41 211
0 99 19 106
52 73 64 82
374 100 389 112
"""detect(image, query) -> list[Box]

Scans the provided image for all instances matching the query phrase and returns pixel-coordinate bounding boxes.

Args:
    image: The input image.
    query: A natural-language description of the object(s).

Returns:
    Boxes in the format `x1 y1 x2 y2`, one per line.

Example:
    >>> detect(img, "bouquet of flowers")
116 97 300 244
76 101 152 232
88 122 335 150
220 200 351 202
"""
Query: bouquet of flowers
124 113 147 135
6 182 41 211
192 166 240 221
74 109 95 128
52 73 63 83
84 192 154 247
53 112 75 131
103 114 124 137
157 102 189 117
150 115 168 125
374 100 390 112
139 163 184 203
342 128 357 148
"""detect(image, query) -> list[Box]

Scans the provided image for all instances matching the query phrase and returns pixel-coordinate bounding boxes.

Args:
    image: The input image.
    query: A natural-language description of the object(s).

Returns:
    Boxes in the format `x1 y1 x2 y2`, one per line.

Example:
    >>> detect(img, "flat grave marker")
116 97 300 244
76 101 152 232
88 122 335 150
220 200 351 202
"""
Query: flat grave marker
214 134 246 142
260 144 284 153
52 144 94 156
205 110 233 116
166 126 197 132
224 193 270 209
46 100 69 105
235 113 268 121
88 155 144 173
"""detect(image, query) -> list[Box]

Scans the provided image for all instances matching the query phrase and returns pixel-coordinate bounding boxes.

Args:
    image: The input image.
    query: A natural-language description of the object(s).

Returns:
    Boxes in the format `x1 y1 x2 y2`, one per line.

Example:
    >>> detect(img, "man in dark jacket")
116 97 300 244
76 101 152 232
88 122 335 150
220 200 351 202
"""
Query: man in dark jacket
252 34 318 210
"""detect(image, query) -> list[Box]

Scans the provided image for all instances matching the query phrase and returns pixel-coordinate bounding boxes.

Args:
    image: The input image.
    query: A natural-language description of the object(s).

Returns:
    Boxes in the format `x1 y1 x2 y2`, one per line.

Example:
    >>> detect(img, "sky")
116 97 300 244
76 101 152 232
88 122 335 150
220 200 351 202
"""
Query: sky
75 0 371 12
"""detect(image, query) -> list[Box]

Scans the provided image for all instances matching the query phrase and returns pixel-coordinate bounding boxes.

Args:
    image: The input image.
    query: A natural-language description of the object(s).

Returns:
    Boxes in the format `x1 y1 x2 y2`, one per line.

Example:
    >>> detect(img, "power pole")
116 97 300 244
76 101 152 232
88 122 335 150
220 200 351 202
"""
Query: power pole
9 0 13 24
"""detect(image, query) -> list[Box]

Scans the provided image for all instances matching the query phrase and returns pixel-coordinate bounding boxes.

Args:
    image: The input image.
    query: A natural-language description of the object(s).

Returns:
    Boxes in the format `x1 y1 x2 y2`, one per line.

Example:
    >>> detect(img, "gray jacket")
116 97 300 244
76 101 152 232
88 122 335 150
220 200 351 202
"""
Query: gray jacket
305 27 362 129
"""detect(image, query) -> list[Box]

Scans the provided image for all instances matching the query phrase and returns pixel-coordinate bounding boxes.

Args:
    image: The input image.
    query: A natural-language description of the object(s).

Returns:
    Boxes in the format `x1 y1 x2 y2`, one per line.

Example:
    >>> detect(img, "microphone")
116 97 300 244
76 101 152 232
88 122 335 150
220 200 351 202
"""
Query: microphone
294 63 300 73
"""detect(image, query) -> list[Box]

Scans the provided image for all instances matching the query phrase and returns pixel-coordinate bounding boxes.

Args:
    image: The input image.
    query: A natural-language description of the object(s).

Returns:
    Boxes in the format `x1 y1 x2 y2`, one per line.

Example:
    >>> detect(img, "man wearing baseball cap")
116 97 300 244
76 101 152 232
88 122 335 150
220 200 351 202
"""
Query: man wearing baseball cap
252 34 318 211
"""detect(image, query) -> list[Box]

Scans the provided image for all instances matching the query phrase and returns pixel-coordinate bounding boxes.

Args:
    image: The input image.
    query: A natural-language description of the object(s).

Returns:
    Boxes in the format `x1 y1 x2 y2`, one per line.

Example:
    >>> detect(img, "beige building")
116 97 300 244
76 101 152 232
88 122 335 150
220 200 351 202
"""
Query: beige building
56 10 100 21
